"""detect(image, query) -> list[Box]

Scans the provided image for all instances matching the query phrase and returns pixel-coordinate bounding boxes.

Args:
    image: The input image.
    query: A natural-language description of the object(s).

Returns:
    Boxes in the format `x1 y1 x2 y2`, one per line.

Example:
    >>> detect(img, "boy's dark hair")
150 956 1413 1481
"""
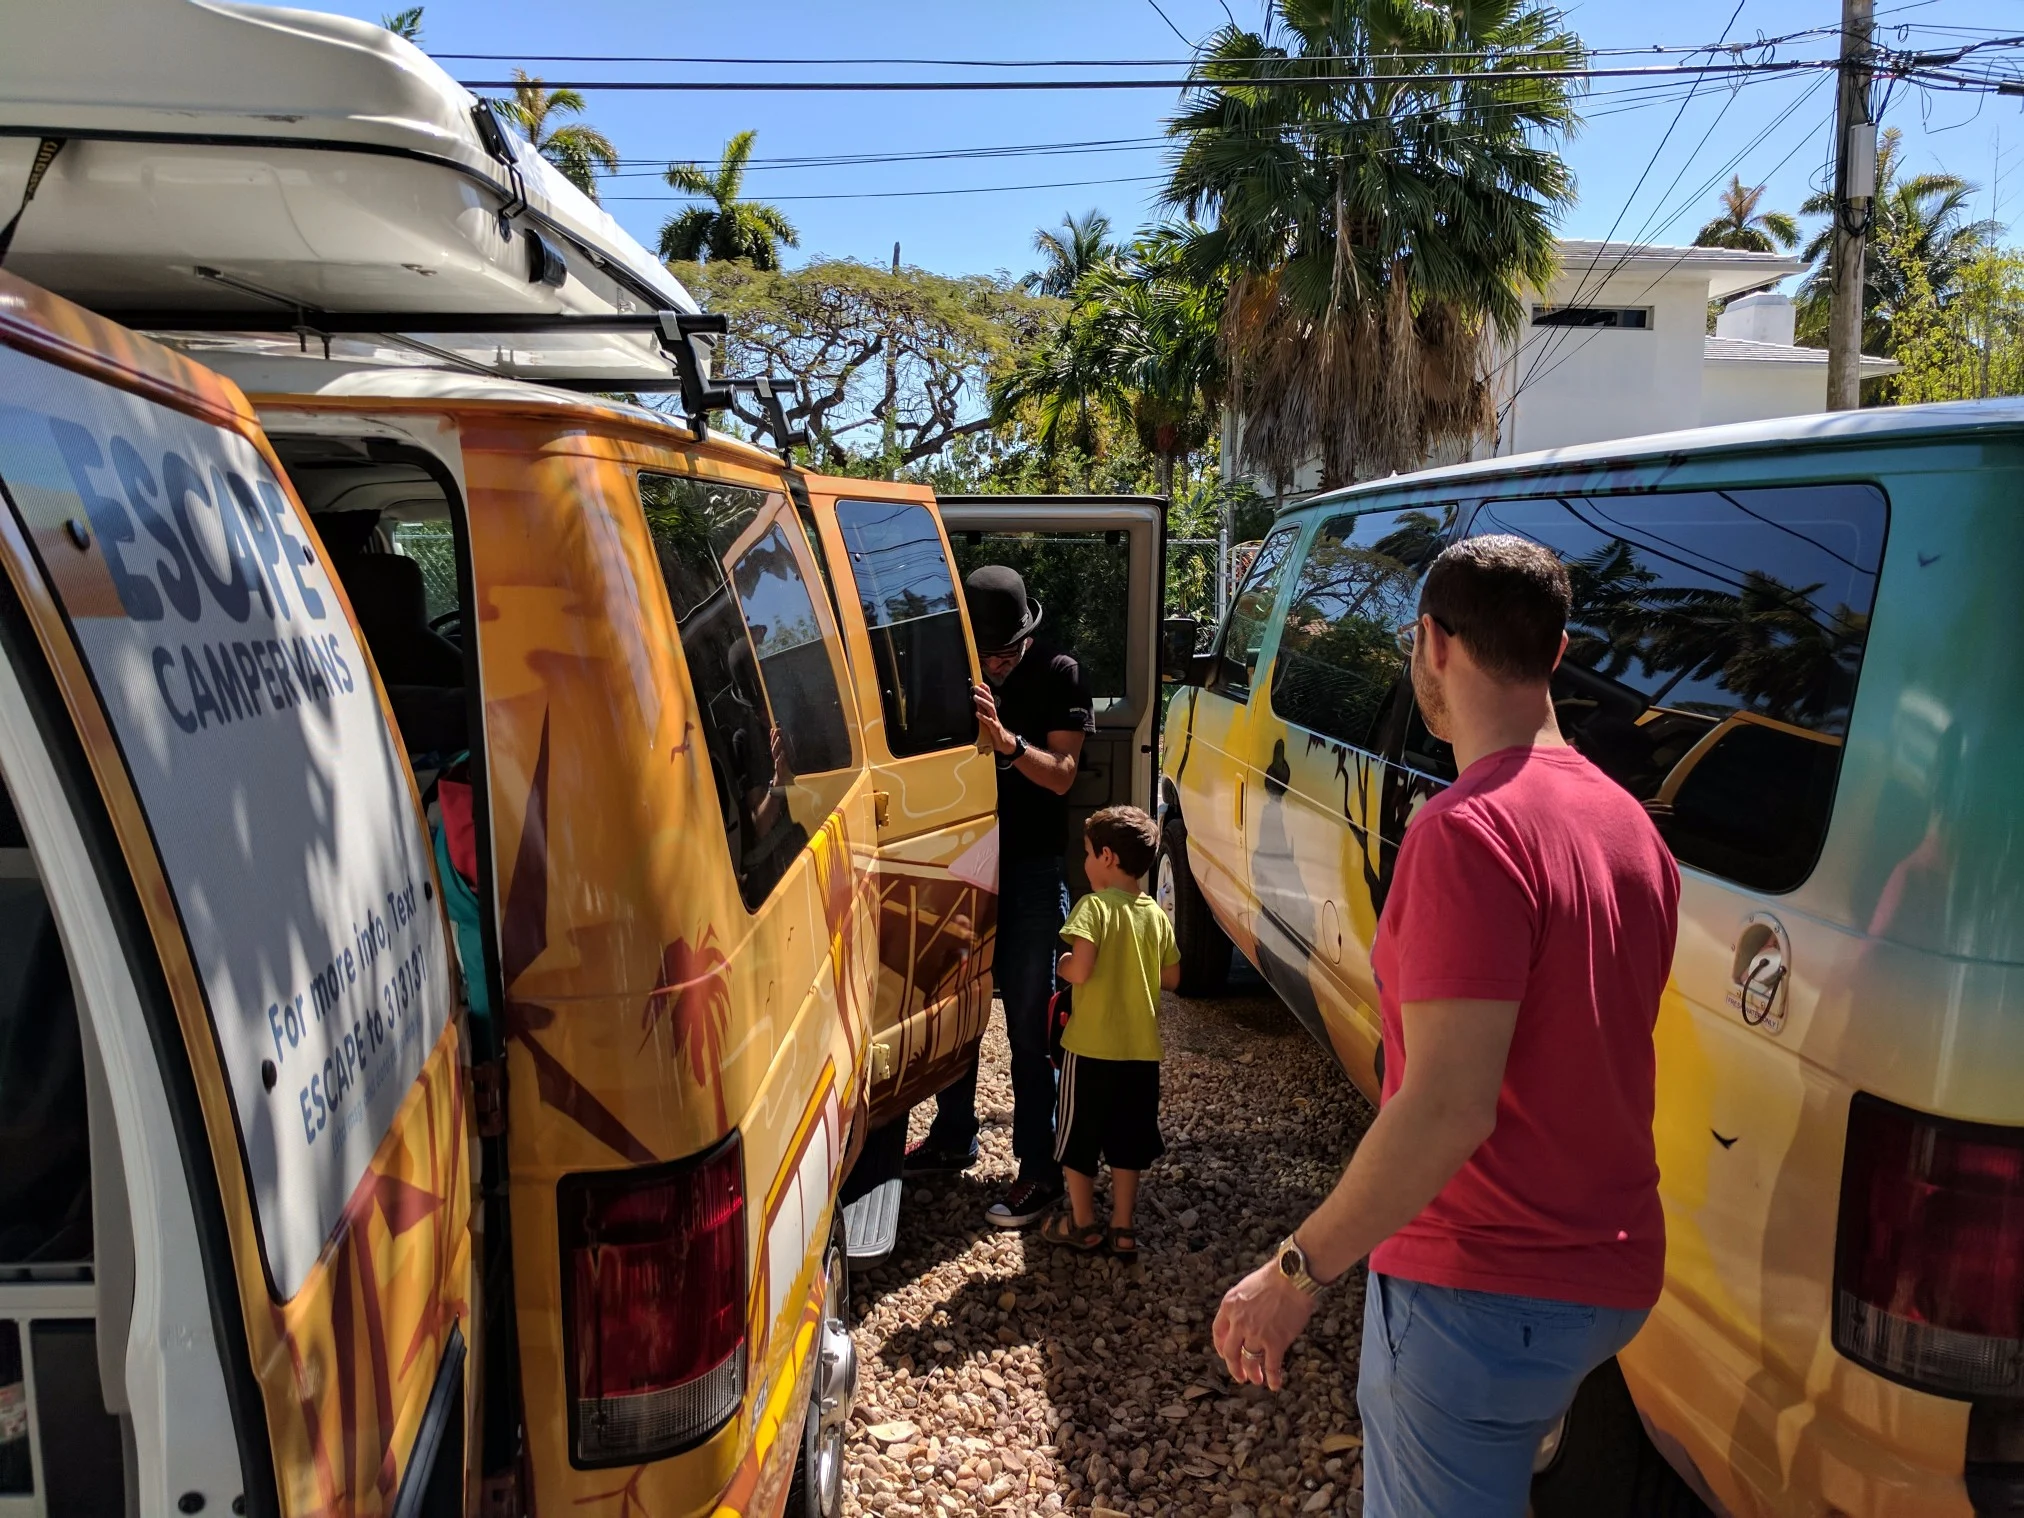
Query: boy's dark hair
1418 535 1571 683
1085 805 1159 878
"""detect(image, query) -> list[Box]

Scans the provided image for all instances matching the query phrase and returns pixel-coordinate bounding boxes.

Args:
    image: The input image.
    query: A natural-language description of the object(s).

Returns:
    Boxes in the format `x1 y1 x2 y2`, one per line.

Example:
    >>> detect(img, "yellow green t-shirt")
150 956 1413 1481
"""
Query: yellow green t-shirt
1059 887 1179 1063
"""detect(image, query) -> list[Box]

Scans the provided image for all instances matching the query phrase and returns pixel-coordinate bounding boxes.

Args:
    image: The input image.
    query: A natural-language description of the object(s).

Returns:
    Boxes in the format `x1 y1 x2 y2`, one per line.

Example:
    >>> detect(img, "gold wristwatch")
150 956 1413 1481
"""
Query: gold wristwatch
1274 1234 1325 1296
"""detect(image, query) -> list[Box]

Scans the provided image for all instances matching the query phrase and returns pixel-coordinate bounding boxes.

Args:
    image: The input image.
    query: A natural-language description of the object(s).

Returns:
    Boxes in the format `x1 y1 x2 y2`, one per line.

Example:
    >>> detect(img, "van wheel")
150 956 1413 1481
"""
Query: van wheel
1157 814 1229 997
787 1223 856 1518
1530 1357 1710 1518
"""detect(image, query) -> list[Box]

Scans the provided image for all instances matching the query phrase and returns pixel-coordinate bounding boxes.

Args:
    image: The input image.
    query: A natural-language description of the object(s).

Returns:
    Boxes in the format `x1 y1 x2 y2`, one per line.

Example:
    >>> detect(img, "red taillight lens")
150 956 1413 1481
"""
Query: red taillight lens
1834 1093 2024 1399
561 1136 747 1466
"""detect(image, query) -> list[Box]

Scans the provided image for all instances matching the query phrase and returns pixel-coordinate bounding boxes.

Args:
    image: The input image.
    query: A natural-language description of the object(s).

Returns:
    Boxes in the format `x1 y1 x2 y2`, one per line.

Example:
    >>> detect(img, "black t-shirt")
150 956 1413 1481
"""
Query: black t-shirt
993 640 1095 860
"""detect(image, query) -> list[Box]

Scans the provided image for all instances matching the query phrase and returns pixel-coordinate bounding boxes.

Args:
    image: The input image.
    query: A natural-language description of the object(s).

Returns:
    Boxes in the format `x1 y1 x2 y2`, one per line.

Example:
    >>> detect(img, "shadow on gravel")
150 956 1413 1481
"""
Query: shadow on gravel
844 989 1378 1516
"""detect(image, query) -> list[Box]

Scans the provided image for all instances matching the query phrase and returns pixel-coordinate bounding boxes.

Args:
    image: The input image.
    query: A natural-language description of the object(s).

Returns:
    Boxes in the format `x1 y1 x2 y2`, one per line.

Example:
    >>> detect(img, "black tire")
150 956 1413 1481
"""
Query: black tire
786 1221 855 1518
1156 813 1229 997
1530 1357 1710 1518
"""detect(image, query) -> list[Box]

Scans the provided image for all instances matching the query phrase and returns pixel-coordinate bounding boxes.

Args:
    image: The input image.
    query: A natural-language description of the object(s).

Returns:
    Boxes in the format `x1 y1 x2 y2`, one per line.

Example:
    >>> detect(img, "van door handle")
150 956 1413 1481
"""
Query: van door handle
1235 780 1244 832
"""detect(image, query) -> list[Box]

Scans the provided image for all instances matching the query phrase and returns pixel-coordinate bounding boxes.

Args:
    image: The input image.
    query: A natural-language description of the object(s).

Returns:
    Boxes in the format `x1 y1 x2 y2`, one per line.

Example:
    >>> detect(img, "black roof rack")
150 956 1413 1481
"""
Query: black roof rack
89 304 817 452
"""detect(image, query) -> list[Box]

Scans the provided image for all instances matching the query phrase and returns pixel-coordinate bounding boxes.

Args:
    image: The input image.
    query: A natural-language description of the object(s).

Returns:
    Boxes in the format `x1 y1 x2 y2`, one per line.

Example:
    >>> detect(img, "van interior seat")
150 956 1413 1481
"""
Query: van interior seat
335 552 465 688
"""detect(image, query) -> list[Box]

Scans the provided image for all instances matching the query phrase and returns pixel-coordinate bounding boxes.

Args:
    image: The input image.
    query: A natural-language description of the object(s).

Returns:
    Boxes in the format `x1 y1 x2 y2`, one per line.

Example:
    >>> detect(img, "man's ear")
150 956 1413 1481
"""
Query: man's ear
1550 629 1569 674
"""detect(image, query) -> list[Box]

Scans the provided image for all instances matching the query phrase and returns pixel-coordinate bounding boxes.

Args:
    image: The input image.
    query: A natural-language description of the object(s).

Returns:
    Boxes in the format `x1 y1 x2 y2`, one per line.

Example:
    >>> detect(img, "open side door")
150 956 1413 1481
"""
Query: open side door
935 495 1166 898
0 273 472 1517
796 477 996 1132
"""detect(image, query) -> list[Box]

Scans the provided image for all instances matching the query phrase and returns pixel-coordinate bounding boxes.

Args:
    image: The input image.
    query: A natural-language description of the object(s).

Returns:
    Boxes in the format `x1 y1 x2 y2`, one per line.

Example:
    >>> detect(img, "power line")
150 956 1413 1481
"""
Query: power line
606 174 1168 204
454 60 1844 92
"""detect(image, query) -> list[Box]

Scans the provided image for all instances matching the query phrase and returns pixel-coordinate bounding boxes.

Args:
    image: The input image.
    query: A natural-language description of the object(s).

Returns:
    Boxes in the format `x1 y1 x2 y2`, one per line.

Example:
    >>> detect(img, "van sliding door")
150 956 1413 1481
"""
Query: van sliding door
0 283 472 1517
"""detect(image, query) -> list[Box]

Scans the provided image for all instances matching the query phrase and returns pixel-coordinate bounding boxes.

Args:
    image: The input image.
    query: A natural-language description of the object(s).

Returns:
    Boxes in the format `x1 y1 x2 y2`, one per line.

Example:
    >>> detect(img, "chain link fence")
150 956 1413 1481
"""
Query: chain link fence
391 524 461 623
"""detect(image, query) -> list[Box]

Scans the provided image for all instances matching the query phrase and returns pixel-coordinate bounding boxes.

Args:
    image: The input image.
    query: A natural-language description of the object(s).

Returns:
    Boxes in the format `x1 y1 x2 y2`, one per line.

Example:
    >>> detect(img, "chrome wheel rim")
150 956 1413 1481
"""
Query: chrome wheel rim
1155 849 1178 926
808 1242 855 1516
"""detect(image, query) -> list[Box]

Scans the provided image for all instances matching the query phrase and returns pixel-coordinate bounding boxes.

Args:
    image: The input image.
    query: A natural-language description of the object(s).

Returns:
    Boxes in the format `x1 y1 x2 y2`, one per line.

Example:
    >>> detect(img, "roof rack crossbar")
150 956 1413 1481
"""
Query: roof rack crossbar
93 309 689 336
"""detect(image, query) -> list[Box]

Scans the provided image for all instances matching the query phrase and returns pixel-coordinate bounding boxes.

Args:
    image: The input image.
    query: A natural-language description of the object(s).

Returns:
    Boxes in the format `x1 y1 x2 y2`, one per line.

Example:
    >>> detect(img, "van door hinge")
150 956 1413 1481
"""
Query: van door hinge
872 790 891 828
472 1058 508 1138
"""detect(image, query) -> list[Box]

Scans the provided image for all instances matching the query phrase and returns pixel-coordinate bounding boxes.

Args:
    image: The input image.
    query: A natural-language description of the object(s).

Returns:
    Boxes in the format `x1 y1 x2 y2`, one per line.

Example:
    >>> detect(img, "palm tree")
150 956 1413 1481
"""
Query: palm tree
994 226 1224 495
493 70 618 202
1695 176 1800 253
380 6 423 42
1796 128 1999 360
1163 0 1584 489
1023 211 1120 297
659 131 800 270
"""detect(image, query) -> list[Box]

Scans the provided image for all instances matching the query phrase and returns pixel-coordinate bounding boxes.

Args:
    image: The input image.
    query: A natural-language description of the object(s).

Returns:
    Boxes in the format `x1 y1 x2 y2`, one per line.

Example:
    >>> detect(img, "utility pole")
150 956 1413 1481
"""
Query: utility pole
882 240 901 460
1827 0 1877 411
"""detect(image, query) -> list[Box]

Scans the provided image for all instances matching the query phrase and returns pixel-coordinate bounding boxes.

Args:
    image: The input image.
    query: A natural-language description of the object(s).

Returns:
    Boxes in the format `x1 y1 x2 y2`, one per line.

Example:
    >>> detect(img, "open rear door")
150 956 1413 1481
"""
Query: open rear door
0 273 472 1517
935 495 1167 897
797 479 997 1128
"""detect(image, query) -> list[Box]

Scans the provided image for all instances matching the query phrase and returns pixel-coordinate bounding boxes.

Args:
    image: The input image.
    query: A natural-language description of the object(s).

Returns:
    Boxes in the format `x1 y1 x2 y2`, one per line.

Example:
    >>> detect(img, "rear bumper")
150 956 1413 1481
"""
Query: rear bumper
1621 1287 1974 1517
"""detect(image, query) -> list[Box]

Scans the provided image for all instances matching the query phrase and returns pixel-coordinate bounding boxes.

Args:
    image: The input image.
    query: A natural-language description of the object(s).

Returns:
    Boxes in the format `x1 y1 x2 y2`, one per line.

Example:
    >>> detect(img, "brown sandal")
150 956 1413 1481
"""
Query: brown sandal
1040 1213 1105 1251
1107 1225 1140 1262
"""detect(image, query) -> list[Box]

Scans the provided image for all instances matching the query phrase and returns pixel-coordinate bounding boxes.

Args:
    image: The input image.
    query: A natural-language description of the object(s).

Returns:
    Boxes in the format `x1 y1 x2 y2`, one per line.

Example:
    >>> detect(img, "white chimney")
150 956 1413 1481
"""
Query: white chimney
1716 290 1797 347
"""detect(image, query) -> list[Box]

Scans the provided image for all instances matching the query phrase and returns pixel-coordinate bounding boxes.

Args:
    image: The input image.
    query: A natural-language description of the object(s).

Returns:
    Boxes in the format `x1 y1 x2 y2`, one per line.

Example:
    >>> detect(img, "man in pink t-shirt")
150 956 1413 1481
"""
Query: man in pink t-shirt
1213 535 1679 1516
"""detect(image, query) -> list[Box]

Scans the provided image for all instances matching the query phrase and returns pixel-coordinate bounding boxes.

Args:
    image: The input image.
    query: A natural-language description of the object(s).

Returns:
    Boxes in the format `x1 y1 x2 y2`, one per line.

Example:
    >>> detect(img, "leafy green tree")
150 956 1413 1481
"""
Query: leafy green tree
669 257 1051 468
1023 210 1121 297
381 6 423 42
1891 246 2024 402
995 225 1226 497
1796 127 1999 374
660 131 800 271
1694 176 1799 253
1163 0 1583 489
493 70 619 202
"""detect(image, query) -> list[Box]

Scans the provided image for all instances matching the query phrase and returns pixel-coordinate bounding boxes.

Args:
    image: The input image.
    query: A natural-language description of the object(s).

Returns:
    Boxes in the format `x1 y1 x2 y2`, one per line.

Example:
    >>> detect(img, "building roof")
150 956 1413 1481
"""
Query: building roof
1553 241 1806 300
1704 336 1901 374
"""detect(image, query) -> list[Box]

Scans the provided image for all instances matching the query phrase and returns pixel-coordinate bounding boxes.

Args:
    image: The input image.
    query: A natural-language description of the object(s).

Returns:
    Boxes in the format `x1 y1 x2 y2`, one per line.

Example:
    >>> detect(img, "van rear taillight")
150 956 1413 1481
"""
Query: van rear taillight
560 1136 747 1466
1834 1093 2024 1399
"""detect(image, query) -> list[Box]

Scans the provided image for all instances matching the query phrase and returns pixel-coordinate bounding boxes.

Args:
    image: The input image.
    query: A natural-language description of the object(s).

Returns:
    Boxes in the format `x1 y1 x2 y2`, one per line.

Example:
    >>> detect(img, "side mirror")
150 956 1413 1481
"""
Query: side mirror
1160 617 1202 683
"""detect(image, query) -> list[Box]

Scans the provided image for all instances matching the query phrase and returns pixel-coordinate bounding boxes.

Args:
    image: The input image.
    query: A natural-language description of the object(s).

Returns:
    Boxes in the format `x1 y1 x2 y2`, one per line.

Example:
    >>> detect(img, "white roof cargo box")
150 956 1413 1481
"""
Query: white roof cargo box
0 0 701 388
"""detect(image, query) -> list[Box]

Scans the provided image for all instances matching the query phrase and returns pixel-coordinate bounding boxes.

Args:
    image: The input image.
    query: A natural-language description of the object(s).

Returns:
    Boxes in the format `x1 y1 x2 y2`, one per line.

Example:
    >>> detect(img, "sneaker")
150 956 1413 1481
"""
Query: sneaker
985 1176 1065 1229
903 1137 980 1177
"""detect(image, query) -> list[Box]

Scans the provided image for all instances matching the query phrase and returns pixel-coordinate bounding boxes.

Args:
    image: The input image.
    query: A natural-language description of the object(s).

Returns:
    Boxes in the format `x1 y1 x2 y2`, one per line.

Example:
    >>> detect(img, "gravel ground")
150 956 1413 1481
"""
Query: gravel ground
843 969 1377 1518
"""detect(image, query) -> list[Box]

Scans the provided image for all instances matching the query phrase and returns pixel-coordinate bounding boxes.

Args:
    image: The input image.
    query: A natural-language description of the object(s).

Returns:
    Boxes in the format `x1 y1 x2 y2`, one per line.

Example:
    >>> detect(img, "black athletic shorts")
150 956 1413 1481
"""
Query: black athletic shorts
1053 1052 1164 1173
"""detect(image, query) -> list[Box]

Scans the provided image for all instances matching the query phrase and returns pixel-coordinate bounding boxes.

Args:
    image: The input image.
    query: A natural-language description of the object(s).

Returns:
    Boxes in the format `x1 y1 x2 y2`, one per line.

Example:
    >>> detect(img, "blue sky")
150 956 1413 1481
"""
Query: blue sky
323 0 2021 284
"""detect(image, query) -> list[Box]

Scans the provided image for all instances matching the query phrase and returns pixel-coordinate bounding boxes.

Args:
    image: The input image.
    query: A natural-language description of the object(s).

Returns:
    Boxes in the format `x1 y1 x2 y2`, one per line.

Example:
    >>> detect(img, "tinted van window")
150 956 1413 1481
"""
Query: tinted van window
834 499 974 756
1272 506 1452 750
949 530 1130 701
1470 485 1886 892
1208 524 1301 703
641 473 853 907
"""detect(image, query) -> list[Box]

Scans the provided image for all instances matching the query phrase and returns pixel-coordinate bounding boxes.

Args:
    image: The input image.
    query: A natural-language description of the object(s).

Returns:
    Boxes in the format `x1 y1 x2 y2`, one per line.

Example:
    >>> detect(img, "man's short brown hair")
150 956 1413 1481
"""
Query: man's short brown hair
1085 805 1159 878
1418 535 1571 683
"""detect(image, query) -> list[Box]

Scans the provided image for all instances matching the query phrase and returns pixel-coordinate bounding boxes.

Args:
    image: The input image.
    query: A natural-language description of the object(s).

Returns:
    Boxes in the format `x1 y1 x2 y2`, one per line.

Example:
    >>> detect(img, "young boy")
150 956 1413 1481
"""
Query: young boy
1041 805 1180 1261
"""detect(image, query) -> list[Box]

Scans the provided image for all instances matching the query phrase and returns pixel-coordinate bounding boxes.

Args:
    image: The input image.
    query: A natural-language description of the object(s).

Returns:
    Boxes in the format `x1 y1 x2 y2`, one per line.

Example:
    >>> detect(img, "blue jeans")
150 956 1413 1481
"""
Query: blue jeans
1358 1273 1649 1518
925 854 1067 1185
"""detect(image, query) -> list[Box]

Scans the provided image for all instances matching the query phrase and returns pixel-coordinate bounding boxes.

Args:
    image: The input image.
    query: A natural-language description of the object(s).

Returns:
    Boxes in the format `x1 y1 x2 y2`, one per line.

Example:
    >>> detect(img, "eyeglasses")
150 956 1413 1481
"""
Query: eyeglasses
1394 614 1454 658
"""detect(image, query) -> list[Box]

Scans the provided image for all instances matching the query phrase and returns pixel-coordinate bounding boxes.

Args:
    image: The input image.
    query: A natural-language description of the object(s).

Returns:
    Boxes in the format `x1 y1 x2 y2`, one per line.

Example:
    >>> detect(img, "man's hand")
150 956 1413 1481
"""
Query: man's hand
973 683 1017 756
1213 1263 1318 1391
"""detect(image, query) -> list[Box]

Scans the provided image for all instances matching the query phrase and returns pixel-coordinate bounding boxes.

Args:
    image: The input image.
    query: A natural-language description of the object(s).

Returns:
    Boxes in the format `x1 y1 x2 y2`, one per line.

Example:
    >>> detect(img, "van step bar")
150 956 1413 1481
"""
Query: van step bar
842 1178 902 1267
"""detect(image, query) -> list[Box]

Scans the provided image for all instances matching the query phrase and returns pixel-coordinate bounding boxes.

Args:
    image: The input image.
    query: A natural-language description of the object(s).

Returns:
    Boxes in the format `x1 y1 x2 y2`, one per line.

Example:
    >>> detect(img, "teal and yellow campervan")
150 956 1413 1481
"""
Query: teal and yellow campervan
1158 402 2024 1517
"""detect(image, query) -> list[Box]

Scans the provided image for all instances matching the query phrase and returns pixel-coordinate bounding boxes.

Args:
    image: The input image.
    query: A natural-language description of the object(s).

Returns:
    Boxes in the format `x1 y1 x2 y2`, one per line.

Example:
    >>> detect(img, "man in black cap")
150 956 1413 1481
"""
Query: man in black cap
906 564 1094 1228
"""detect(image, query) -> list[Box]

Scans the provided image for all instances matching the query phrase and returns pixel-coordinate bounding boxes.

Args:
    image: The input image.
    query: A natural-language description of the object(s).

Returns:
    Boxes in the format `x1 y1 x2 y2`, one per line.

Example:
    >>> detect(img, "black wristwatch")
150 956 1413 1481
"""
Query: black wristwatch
997 734 1028 769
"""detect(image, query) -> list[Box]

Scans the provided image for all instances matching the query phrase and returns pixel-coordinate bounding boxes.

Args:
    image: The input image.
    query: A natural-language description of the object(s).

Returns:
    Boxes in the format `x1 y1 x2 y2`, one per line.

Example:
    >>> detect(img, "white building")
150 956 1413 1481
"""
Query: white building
1232 240 1899 497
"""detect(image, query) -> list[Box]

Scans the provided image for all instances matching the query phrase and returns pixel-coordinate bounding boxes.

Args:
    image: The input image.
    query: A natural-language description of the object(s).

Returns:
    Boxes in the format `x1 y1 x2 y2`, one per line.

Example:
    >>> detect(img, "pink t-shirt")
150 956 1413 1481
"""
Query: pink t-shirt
1369 744 1679 1310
